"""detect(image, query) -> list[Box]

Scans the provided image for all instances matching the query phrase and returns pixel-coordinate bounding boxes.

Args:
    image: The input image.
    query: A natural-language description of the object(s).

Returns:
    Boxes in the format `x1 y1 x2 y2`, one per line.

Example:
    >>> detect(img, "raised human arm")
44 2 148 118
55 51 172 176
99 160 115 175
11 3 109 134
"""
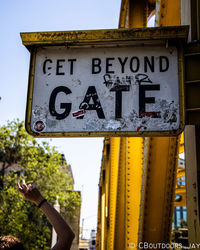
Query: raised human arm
17 180 75 250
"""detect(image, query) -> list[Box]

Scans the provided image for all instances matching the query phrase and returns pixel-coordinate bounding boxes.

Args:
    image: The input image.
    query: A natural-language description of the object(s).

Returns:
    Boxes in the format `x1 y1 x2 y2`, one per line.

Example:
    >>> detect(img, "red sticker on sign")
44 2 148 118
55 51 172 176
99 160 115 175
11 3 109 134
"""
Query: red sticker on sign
34 120 45 132
72 110 85 118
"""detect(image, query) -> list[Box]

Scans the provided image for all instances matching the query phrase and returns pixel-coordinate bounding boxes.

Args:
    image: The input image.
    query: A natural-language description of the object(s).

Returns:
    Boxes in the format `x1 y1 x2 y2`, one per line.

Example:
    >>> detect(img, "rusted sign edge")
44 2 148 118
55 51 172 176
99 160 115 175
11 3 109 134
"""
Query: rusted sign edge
24 28 186 138
21 26 189 49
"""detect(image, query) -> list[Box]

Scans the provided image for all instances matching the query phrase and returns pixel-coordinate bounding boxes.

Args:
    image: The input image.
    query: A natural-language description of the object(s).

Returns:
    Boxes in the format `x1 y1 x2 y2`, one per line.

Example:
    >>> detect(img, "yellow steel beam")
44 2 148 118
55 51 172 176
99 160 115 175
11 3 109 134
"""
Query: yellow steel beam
97 137 182 248
125 137 144 250
119 0 129 28
97 138 116 250
106 138 120 250
96 138 110 250
155 0 181 27
139 137 179 242
137 0 183 243
119 3 150 247
119 0 156 28
129 0 148 28
104 140 110 250
114 138 126 250
97 137 145 250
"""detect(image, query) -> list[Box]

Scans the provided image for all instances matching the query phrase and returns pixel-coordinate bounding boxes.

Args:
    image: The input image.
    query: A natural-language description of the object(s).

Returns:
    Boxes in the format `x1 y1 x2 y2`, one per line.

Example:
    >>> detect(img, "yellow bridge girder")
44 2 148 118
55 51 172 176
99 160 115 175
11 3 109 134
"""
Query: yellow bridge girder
96 136 181 249
154 0 180 27
96 137 145 250
139 137 180 242
96 1 185 249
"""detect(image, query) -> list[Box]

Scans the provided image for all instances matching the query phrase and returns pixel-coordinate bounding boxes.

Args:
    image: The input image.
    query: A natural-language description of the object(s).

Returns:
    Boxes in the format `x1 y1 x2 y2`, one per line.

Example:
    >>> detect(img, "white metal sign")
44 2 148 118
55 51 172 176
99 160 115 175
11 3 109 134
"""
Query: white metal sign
29 45 181 136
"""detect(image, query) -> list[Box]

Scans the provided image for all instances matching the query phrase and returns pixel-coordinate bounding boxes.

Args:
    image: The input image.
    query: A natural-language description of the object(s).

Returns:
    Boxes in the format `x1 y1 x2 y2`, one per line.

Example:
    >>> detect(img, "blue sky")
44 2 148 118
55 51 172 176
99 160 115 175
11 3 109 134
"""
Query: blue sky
0 0 122 238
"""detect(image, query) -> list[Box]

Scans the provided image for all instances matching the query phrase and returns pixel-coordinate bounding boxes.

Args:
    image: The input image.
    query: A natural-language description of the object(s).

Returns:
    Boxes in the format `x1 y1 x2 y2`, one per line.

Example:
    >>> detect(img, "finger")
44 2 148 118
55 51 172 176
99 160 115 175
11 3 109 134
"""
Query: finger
17 182 23 191
22 180 28 192
17 182 25 196
28 184 33 191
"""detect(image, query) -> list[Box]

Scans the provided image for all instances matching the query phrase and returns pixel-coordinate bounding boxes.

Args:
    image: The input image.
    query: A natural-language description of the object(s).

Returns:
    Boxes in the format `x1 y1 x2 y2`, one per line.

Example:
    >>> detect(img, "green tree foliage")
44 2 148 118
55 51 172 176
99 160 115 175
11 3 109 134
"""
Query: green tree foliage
0 120 81 250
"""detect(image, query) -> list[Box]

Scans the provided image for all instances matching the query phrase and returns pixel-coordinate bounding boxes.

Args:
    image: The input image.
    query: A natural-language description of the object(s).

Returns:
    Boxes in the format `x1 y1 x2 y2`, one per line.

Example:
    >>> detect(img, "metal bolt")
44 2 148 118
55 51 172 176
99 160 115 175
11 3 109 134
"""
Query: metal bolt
193 183 197 189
